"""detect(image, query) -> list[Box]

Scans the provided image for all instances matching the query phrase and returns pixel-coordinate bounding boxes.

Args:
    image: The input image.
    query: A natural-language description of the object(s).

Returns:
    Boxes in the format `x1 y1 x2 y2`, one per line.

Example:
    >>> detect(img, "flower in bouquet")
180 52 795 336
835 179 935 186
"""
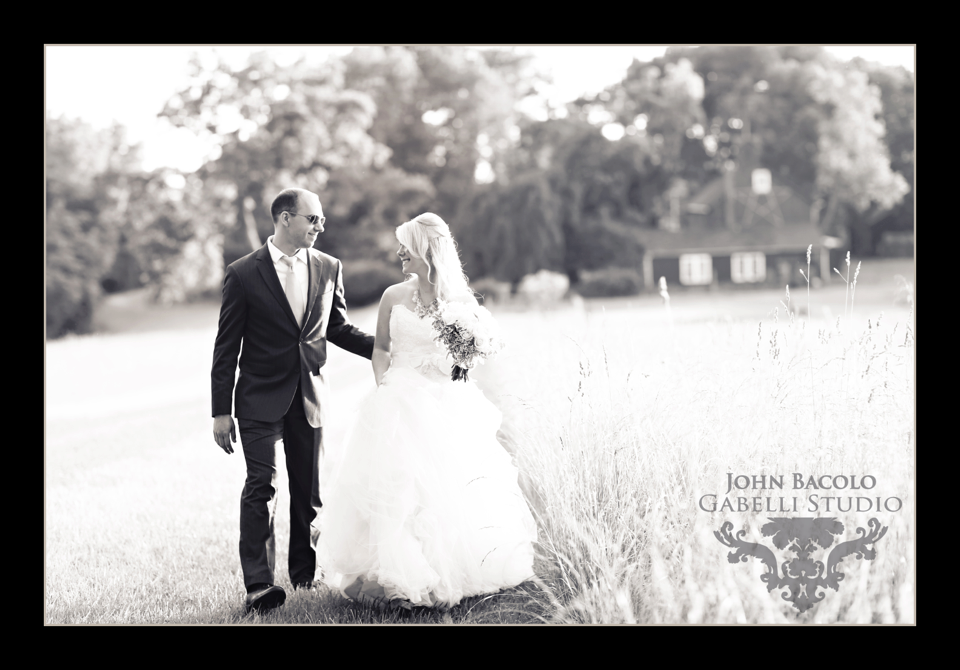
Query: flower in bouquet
430 301 505 382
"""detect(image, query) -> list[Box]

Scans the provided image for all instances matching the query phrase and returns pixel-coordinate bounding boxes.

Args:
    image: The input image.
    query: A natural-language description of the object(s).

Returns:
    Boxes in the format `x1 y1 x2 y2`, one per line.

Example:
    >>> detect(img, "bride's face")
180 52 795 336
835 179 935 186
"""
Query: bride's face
397 244 430 277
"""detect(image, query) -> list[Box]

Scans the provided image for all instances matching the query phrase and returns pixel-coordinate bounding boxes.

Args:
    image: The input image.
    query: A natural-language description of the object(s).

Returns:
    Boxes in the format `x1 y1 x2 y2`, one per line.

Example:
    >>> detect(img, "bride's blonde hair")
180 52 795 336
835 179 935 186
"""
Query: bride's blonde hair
396 213 470 301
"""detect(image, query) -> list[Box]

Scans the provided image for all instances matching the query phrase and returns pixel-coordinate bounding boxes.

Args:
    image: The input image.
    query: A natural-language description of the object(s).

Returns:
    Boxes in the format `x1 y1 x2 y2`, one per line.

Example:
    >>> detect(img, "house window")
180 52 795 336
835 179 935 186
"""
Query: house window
679 254 713 285
731 252 766 283
751 168 772 195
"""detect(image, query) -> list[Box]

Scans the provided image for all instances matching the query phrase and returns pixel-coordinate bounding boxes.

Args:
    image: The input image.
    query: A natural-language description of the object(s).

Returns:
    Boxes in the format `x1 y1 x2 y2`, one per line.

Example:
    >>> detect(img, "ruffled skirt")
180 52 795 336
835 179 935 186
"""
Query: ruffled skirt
317 365 537 608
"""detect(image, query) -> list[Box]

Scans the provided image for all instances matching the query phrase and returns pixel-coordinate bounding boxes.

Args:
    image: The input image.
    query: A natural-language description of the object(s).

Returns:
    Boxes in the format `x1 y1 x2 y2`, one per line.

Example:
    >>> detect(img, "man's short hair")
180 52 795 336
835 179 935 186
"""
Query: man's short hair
271 189 301 223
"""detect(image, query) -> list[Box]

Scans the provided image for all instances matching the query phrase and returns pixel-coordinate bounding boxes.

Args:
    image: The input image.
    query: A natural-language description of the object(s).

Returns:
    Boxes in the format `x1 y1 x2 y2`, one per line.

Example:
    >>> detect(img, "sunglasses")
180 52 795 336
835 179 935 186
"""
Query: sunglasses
286 212 326 226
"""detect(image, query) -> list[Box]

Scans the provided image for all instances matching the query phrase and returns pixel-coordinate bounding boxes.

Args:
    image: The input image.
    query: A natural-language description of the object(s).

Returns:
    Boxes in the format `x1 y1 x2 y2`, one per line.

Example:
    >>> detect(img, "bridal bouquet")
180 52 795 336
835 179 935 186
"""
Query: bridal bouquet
430 301 505 382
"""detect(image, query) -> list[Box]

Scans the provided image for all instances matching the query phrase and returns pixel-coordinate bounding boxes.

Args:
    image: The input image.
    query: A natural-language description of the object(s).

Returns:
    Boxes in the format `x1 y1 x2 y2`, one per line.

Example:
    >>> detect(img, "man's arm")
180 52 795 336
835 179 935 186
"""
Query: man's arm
211 265 246 453
326 260 375 359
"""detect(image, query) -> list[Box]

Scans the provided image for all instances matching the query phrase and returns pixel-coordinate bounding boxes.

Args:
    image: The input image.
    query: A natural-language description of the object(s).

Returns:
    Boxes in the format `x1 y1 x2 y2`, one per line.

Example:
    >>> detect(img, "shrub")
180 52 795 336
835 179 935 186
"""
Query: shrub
575 267 644 298
470 277 513 306
46 118 125 339
47 270 97 339
342 259 402 307
46 200 118 339
516 270 570 304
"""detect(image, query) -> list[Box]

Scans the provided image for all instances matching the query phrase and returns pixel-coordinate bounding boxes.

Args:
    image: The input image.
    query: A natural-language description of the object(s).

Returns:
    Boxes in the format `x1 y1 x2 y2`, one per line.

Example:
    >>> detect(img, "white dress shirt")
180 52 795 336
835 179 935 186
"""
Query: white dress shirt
267 235 309 318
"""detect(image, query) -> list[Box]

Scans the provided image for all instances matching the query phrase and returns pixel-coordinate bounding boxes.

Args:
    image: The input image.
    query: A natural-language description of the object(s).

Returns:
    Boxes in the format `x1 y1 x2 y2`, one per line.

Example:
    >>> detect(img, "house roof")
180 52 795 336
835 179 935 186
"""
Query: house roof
689 139 816 206
637 222 824 257
645 139 821 256
688 177 725 206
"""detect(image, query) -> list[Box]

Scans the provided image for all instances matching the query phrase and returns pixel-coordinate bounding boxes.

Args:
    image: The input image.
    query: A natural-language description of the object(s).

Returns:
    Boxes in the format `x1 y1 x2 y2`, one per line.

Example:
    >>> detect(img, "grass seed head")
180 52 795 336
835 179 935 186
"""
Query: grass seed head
658 277 670 303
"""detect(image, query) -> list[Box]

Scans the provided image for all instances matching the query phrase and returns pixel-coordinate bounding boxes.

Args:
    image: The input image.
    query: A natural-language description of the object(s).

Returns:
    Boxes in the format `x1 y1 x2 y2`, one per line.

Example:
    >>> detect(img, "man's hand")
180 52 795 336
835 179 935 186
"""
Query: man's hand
214 415 236 454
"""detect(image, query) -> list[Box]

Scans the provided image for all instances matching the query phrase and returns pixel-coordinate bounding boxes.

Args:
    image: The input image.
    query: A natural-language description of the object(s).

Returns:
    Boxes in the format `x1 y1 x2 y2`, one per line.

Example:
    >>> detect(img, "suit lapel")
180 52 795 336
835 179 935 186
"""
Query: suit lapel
302 251 324 330
255 244 300 330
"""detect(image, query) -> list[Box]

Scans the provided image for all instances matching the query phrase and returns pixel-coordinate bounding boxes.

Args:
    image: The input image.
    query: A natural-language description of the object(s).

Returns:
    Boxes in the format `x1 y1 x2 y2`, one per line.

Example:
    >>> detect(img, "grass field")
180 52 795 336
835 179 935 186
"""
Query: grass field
45 258 915 624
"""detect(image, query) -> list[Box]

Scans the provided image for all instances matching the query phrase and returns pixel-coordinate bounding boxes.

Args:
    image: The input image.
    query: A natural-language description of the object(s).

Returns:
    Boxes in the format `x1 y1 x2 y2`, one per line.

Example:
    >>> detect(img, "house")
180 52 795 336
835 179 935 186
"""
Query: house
637 142 844 291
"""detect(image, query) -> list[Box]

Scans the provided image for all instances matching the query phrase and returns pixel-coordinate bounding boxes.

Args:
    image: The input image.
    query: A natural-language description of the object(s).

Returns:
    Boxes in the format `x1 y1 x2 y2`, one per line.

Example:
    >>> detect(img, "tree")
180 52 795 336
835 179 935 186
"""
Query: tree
566 52 718 231
46 116 139 338
474 45 912 282
802 59 909 241
458 173 564 284
340 46 434 178
159 51 435 267
460 114 655 283
397 47 537 209
338 47 552 273
849 59 914 253
158 46 550 278
116 168 228 303
610 56 707 176
615 47 909 248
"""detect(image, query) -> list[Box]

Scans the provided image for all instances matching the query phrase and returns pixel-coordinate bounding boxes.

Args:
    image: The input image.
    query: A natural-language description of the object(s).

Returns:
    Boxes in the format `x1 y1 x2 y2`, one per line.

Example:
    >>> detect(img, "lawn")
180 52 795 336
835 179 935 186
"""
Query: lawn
45 258 914 624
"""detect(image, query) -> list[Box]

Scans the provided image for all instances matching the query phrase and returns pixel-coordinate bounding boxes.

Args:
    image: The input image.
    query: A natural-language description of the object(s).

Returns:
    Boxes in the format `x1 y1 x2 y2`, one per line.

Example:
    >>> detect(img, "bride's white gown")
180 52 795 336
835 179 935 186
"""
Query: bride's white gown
317 302 537 608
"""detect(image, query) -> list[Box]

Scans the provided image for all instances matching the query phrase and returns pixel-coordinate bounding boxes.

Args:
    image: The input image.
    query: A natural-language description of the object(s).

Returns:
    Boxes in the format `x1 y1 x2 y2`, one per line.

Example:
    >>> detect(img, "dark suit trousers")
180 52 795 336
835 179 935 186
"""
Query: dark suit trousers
237 383 322 589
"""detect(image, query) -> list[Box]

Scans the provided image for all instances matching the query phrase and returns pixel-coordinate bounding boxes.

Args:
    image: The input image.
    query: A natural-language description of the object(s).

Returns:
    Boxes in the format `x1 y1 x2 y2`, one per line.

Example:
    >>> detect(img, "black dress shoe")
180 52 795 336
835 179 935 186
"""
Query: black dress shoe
244 585 286 613
293 581 318 591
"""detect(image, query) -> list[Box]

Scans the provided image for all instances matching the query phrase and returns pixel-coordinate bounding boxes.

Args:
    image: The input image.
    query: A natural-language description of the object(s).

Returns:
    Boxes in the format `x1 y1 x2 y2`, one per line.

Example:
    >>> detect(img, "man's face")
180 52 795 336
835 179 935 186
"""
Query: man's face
285 194 325 249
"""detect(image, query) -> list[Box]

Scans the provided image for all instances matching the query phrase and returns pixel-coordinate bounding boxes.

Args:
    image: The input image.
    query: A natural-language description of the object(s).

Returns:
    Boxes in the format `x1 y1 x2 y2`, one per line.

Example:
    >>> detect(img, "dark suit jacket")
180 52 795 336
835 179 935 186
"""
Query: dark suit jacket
211 243 375 428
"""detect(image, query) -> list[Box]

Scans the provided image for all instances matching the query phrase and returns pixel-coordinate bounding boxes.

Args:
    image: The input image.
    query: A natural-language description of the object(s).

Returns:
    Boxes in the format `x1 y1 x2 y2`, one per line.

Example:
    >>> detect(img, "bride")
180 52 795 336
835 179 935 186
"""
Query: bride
317 213 537 610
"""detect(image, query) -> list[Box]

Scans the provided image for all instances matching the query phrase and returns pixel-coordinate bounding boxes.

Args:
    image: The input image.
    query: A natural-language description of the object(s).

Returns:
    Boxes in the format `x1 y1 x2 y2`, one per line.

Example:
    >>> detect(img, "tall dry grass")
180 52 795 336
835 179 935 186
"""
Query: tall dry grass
488 265 914 624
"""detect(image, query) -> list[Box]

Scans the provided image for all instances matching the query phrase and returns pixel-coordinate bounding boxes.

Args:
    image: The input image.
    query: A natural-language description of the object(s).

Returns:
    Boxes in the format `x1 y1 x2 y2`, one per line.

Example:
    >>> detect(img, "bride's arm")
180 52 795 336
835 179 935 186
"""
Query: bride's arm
372 285 398 386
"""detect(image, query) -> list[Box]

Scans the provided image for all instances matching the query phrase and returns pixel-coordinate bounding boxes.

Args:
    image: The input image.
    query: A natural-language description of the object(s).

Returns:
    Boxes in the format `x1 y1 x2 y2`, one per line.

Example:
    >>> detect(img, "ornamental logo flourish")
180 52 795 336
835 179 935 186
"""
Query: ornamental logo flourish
714 517 888 613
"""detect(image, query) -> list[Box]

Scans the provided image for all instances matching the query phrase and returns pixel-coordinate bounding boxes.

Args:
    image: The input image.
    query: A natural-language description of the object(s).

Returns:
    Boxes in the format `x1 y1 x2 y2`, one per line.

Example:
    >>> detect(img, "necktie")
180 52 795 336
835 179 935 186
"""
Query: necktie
280 256 304 328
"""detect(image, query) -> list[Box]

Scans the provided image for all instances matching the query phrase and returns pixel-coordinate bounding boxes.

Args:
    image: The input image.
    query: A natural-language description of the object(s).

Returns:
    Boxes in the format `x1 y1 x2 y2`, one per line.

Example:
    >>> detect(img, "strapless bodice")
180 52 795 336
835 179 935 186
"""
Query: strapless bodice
388 304 452 382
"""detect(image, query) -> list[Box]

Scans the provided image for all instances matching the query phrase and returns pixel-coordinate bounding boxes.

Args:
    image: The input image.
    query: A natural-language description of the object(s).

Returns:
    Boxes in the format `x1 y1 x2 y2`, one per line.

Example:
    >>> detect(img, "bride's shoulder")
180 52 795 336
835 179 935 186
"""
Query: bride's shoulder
380 280 415 303
377 282 418 318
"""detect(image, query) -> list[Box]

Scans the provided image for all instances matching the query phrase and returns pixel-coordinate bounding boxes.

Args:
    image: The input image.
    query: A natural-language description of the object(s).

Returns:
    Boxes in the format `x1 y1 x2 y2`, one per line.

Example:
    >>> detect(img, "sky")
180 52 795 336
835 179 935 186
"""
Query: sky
44 45 915 173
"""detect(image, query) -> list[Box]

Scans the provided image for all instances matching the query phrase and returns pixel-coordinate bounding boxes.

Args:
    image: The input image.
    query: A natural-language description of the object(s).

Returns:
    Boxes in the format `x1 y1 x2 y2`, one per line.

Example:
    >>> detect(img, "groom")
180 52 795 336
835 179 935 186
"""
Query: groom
211 188 375 613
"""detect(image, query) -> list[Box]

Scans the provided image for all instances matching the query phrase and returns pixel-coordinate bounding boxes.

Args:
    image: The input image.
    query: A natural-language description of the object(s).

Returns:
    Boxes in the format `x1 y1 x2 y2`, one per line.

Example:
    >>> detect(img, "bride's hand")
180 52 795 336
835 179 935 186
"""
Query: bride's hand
372 285 399 386
373 350 391 387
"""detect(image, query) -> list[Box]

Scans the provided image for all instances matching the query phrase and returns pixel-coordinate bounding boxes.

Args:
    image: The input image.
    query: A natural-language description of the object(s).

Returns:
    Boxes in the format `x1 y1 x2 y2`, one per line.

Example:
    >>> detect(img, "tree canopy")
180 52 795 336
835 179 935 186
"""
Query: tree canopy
47 46 913 338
